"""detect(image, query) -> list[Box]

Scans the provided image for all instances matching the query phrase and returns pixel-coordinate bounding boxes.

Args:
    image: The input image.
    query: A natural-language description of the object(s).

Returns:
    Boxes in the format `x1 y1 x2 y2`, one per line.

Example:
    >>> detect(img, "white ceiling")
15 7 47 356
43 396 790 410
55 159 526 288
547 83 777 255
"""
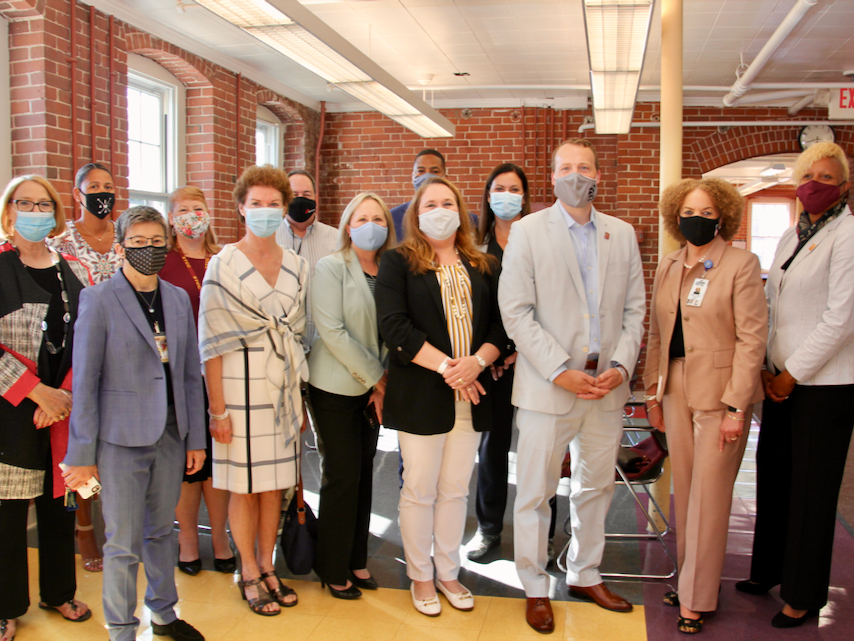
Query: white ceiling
91 0 854 114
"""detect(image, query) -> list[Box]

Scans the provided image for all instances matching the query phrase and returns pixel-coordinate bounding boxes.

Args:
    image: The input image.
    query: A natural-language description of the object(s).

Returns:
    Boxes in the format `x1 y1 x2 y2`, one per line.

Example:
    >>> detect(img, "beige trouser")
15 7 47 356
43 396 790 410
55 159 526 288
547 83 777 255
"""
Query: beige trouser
663 358 750 612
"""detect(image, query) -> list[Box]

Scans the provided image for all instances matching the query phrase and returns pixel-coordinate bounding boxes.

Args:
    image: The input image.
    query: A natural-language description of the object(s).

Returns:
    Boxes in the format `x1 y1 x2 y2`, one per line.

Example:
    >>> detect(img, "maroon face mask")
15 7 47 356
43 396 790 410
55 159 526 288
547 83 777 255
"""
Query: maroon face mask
796 180 843 215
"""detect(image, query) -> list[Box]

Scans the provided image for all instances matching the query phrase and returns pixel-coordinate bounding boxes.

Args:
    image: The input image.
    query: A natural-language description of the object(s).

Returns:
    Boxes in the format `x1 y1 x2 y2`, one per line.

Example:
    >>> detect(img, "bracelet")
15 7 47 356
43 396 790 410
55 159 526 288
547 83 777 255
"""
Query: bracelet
437 357 450 376
643 394 657 402
727 413 745 422
209 409 230 421
474 354 487 370
646 403 660 411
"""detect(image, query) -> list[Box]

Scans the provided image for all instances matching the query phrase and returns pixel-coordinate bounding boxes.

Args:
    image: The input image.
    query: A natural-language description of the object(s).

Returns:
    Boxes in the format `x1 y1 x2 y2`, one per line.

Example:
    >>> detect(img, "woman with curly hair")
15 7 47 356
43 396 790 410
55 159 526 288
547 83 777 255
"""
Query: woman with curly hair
643 177 768 634
198 165 307 616
375 176 508 616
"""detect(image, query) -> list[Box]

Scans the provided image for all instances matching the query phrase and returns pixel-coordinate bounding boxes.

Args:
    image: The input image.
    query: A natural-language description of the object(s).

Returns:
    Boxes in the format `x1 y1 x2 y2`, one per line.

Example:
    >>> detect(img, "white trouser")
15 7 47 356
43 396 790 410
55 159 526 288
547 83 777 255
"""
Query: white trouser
398 401 482 582
513 400 623 596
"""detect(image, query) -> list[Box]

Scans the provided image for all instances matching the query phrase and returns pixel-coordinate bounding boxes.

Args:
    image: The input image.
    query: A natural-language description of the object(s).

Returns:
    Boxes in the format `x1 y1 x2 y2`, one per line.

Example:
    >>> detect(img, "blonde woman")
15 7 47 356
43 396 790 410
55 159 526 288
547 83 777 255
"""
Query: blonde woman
376 177 507 616
308 192 395 598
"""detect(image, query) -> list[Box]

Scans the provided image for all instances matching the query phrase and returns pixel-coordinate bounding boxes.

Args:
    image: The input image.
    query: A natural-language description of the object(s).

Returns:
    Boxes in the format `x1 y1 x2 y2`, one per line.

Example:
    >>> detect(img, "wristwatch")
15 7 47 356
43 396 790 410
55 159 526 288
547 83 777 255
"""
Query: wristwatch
474 354 487 370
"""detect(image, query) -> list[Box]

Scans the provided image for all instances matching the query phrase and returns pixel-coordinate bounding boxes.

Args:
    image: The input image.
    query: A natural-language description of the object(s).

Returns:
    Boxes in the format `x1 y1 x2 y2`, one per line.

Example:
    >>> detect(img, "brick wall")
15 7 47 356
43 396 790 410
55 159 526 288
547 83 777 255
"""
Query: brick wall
2 0 320 243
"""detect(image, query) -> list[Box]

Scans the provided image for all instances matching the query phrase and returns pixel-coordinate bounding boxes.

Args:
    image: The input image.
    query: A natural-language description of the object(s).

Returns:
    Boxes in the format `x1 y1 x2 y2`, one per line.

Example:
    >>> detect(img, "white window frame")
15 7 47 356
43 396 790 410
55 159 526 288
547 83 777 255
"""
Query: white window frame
256 104 282 168
126 54 186 213
748 197 796 274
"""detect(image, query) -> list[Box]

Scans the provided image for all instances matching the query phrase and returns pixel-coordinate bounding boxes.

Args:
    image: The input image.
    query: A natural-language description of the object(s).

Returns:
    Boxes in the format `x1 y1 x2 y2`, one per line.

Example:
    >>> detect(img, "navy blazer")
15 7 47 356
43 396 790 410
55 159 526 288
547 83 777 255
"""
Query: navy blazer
65 270 206 466
376 247 508 436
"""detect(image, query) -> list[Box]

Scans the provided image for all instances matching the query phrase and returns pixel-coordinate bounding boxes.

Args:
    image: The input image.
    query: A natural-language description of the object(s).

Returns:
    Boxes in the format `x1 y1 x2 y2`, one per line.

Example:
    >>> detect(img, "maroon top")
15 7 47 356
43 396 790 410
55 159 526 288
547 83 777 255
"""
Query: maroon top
159 250 208 324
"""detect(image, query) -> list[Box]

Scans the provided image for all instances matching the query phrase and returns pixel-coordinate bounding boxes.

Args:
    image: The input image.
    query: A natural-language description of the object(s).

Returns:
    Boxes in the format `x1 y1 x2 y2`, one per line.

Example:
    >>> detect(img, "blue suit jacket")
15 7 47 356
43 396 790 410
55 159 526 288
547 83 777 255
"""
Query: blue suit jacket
64 270 206 466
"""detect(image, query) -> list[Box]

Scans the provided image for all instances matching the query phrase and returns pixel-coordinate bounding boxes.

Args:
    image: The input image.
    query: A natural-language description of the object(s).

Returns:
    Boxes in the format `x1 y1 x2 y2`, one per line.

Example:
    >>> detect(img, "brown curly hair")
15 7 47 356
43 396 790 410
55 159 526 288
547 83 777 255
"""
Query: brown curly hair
659 177 745 243
233 165 293 212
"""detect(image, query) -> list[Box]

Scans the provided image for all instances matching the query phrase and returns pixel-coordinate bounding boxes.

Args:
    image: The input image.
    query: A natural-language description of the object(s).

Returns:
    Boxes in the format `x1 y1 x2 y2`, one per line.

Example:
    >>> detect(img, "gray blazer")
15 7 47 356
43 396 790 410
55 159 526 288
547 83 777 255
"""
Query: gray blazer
498 203 646 415
308 249 386 396
64 270 206 466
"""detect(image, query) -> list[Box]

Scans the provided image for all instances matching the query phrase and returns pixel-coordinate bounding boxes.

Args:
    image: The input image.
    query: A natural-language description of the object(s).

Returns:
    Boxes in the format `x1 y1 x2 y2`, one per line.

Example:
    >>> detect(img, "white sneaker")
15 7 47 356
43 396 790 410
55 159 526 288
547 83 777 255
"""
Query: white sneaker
410 582 441 617
436 580 474 611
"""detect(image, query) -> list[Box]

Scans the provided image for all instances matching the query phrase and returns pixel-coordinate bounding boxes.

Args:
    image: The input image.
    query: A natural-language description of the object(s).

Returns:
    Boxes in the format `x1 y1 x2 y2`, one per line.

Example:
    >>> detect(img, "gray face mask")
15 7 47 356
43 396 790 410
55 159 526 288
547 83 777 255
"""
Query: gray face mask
554 172 598 208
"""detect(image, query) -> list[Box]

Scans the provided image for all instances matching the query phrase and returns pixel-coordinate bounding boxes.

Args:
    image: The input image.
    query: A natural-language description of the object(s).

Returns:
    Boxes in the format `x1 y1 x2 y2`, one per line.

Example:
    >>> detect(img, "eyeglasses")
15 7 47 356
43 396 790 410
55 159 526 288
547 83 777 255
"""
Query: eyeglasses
13 199 55 213
124 235 168 248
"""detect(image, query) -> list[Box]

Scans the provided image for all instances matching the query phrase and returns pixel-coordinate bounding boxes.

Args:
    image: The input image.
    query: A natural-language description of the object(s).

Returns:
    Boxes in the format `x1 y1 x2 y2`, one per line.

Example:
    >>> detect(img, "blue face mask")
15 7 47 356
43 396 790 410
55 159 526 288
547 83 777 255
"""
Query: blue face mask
490 192 524 220
349 221 388 252
15 210 56 242
412 172 433 191
244 207 283 238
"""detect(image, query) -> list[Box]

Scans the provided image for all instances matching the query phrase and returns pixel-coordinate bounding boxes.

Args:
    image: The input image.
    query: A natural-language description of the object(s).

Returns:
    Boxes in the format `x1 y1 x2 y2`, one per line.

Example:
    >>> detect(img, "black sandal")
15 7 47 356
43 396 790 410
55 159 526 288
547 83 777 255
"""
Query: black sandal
663 591 679 607
238 576 281 616
38 600 92 622
260 571 298 607
677 615 703 634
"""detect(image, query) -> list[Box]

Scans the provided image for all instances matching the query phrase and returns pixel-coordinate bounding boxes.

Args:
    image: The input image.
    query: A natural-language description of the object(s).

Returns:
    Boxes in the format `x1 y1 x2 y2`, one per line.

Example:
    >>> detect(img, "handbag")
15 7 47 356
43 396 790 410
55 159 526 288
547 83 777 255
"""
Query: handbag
280 443 318 575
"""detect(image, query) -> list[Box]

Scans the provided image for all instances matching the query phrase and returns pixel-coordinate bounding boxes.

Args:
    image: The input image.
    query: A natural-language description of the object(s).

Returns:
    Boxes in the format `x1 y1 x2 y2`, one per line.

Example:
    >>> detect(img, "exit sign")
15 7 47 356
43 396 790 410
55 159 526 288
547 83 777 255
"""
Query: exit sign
829 88 854 119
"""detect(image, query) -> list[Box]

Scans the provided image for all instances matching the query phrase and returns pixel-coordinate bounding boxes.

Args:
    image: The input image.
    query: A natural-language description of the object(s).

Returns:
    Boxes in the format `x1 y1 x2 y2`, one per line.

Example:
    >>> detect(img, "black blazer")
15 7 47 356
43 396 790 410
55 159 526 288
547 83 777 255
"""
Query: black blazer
376 248 508 435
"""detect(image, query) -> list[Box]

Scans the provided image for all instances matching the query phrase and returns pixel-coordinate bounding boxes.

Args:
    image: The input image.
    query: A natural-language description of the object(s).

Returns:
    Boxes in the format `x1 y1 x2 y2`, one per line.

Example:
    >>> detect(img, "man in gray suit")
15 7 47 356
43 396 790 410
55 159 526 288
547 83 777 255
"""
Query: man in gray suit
63 206 207 641
499 139 645 633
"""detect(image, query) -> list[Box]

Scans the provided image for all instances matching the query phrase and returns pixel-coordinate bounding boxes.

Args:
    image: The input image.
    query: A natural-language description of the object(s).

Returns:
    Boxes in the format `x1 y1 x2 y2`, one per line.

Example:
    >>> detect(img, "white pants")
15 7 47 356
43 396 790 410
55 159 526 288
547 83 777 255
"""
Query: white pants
398 401 482 582
514 400 623 596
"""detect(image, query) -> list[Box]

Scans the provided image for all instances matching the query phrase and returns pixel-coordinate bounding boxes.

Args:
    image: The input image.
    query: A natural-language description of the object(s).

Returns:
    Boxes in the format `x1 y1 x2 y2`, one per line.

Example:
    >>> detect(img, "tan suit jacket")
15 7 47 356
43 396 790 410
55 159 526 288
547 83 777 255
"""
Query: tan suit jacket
644 236 767 411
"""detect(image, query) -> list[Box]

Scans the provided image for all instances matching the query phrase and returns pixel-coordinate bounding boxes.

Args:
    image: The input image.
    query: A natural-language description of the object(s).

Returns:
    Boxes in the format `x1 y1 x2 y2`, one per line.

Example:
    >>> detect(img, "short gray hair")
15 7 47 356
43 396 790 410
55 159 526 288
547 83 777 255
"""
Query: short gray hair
115 206 169 243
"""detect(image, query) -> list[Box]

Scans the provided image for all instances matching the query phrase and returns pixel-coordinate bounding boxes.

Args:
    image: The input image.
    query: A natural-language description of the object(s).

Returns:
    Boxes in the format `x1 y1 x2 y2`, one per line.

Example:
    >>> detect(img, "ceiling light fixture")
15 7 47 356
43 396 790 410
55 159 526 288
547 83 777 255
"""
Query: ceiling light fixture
583 0 655 135
195 0 454 138
759 163 786 177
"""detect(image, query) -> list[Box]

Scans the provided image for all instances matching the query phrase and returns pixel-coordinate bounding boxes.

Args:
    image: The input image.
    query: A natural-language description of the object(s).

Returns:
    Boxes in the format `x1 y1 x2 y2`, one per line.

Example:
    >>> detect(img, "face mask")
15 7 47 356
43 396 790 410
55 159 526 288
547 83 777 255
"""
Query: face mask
83 192 115 219
554 172 598 208
412 172 433 191
418 207 460 241
287 197 316 223
796 180 844 215
679 215 720 247
349 222 388 251
172 210 210 240
124 245 169 276
14 210 56 242
244 207 283 238
490 192 523 221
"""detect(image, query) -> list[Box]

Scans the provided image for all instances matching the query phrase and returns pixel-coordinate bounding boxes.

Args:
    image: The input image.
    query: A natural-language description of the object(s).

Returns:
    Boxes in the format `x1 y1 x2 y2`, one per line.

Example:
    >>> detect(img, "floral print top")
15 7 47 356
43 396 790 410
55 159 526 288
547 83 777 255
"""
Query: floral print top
47 220 122 284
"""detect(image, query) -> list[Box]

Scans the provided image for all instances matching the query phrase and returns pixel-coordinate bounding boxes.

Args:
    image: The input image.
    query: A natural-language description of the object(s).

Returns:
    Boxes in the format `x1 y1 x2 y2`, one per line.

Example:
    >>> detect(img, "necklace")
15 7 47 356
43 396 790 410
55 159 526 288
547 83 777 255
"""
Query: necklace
684 254 705 269
176 245 209 291
77 219 114 243
43 249 71 354
134 285 159 314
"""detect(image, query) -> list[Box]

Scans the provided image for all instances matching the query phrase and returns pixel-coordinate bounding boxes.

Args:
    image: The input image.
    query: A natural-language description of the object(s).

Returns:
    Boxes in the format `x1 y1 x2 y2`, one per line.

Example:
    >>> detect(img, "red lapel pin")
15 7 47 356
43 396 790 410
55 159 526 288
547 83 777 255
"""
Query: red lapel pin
604 232 610 240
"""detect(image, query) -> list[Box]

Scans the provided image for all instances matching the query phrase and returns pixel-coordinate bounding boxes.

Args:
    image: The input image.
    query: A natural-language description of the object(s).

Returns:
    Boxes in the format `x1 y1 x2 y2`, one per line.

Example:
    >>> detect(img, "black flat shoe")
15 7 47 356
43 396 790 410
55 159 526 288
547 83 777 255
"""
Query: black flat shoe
321 581 362 600
663 591 679 607
677 615 703 634
177 558 202 576
350 572 379 590
735 579 777 595
771 608 820 629
213 556 237 573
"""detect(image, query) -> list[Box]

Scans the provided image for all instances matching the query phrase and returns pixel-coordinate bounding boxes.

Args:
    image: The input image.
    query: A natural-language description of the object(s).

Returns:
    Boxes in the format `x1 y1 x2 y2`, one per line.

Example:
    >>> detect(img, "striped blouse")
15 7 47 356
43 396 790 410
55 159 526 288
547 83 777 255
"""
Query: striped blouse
436 262 473 401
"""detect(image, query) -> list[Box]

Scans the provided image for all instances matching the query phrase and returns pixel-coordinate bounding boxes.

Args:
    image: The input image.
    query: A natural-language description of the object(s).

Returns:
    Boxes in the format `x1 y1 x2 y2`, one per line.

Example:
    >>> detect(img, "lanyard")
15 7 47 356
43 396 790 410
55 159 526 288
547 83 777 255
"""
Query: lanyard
176 246 209 291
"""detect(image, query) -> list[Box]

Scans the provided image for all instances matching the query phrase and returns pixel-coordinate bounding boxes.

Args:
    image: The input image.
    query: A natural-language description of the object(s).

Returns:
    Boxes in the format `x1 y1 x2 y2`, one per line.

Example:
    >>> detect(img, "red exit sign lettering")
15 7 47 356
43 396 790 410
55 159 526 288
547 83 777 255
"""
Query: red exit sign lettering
829 88 854 119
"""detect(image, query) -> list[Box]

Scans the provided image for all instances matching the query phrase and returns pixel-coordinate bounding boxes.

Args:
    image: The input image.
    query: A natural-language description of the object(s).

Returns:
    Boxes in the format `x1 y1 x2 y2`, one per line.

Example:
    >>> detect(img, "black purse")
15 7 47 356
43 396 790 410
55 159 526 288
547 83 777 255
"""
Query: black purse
280 443 317 575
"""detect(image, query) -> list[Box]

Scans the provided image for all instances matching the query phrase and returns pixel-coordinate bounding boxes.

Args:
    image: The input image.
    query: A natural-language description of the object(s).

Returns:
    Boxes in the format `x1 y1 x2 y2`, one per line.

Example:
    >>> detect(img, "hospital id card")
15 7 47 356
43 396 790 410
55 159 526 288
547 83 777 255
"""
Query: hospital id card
685 278 709 307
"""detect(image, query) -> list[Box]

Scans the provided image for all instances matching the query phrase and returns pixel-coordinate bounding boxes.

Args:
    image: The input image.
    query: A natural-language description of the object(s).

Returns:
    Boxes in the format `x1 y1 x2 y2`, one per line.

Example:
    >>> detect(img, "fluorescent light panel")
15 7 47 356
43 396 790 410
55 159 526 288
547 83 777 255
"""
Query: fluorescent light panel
196 0 453 138
583 0 654 135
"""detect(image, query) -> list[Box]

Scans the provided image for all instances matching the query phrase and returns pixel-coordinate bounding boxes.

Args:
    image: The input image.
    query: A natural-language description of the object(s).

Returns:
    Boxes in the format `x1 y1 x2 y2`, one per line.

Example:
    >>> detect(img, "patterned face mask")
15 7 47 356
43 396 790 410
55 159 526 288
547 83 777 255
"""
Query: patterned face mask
172 210 210 240
124 245 169 276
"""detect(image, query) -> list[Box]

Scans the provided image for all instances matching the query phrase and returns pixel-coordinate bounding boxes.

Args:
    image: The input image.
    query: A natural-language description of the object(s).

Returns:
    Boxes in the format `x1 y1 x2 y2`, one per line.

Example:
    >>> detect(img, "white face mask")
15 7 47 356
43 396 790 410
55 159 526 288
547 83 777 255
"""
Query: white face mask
418 207 460 241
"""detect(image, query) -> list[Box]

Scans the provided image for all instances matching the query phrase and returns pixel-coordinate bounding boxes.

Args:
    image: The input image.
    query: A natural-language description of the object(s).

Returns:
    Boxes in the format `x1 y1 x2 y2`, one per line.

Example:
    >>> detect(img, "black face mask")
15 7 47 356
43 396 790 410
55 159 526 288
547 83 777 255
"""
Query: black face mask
83 192 116 219
679 215 720 247
124 245 169 276
287 197 316 223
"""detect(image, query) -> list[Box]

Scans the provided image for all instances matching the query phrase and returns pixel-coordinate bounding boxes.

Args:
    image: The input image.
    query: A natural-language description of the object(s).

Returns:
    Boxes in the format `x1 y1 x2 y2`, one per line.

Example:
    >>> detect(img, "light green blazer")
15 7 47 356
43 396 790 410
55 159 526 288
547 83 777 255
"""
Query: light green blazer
308 249 386 396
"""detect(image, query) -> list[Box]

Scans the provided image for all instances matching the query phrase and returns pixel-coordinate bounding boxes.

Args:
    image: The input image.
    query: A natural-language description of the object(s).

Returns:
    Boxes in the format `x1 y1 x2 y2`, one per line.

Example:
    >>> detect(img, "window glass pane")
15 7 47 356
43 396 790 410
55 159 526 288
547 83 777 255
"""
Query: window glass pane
751 201 793 271
128 194 167 216
127 88 141 141
139 91 163 145
139 143 164 193
256 126 268 166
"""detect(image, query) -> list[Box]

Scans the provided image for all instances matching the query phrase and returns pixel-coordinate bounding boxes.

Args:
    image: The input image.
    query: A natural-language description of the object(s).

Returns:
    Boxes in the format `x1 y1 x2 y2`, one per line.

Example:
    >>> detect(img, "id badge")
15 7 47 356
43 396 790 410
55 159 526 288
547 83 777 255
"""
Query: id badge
685 278 709 307
153 322 169 363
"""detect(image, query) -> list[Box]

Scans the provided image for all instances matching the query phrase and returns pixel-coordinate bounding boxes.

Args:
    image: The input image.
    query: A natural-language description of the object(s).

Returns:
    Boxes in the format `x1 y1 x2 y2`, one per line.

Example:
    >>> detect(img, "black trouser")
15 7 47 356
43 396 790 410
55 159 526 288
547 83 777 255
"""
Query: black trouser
474 369 557 539
749 384 854 610
0 454 77 619
309 385 379 586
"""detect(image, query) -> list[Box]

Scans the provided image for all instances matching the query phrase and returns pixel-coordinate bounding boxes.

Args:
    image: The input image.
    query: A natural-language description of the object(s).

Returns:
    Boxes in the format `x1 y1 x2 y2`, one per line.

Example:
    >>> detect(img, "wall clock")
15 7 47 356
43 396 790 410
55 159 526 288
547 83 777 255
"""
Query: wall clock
798 124 835 150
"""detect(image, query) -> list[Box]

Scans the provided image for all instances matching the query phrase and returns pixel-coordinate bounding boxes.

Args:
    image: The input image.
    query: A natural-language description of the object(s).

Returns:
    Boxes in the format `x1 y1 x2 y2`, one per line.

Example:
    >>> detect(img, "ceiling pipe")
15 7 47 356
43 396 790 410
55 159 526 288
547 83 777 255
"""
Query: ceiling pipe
722 0 818 107
727 90 813 107
788 93 815 116
578 119 852 133
409 82 849 93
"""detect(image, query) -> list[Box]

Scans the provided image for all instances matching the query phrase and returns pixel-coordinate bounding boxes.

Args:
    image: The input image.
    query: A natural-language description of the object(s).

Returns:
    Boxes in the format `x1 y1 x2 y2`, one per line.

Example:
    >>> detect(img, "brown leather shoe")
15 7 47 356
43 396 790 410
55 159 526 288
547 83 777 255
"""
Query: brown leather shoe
526 597 555 634
568 583 633 612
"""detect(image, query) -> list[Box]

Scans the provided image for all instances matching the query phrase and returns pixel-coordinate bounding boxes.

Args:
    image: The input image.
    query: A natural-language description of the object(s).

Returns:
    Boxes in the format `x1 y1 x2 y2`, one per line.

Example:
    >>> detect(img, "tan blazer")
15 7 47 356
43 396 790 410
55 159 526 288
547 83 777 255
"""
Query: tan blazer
643 236 767 411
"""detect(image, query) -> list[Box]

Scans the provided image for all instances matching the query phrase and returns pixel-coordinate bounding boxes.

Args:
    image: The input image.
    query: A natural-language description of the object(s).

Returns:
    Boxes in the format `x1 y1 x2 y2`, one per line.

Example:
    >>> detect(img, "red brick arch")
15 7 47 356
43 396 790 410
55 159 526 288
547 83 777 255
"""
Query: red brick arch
125 32 214 89
0 0 44 20
256 89 310 172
